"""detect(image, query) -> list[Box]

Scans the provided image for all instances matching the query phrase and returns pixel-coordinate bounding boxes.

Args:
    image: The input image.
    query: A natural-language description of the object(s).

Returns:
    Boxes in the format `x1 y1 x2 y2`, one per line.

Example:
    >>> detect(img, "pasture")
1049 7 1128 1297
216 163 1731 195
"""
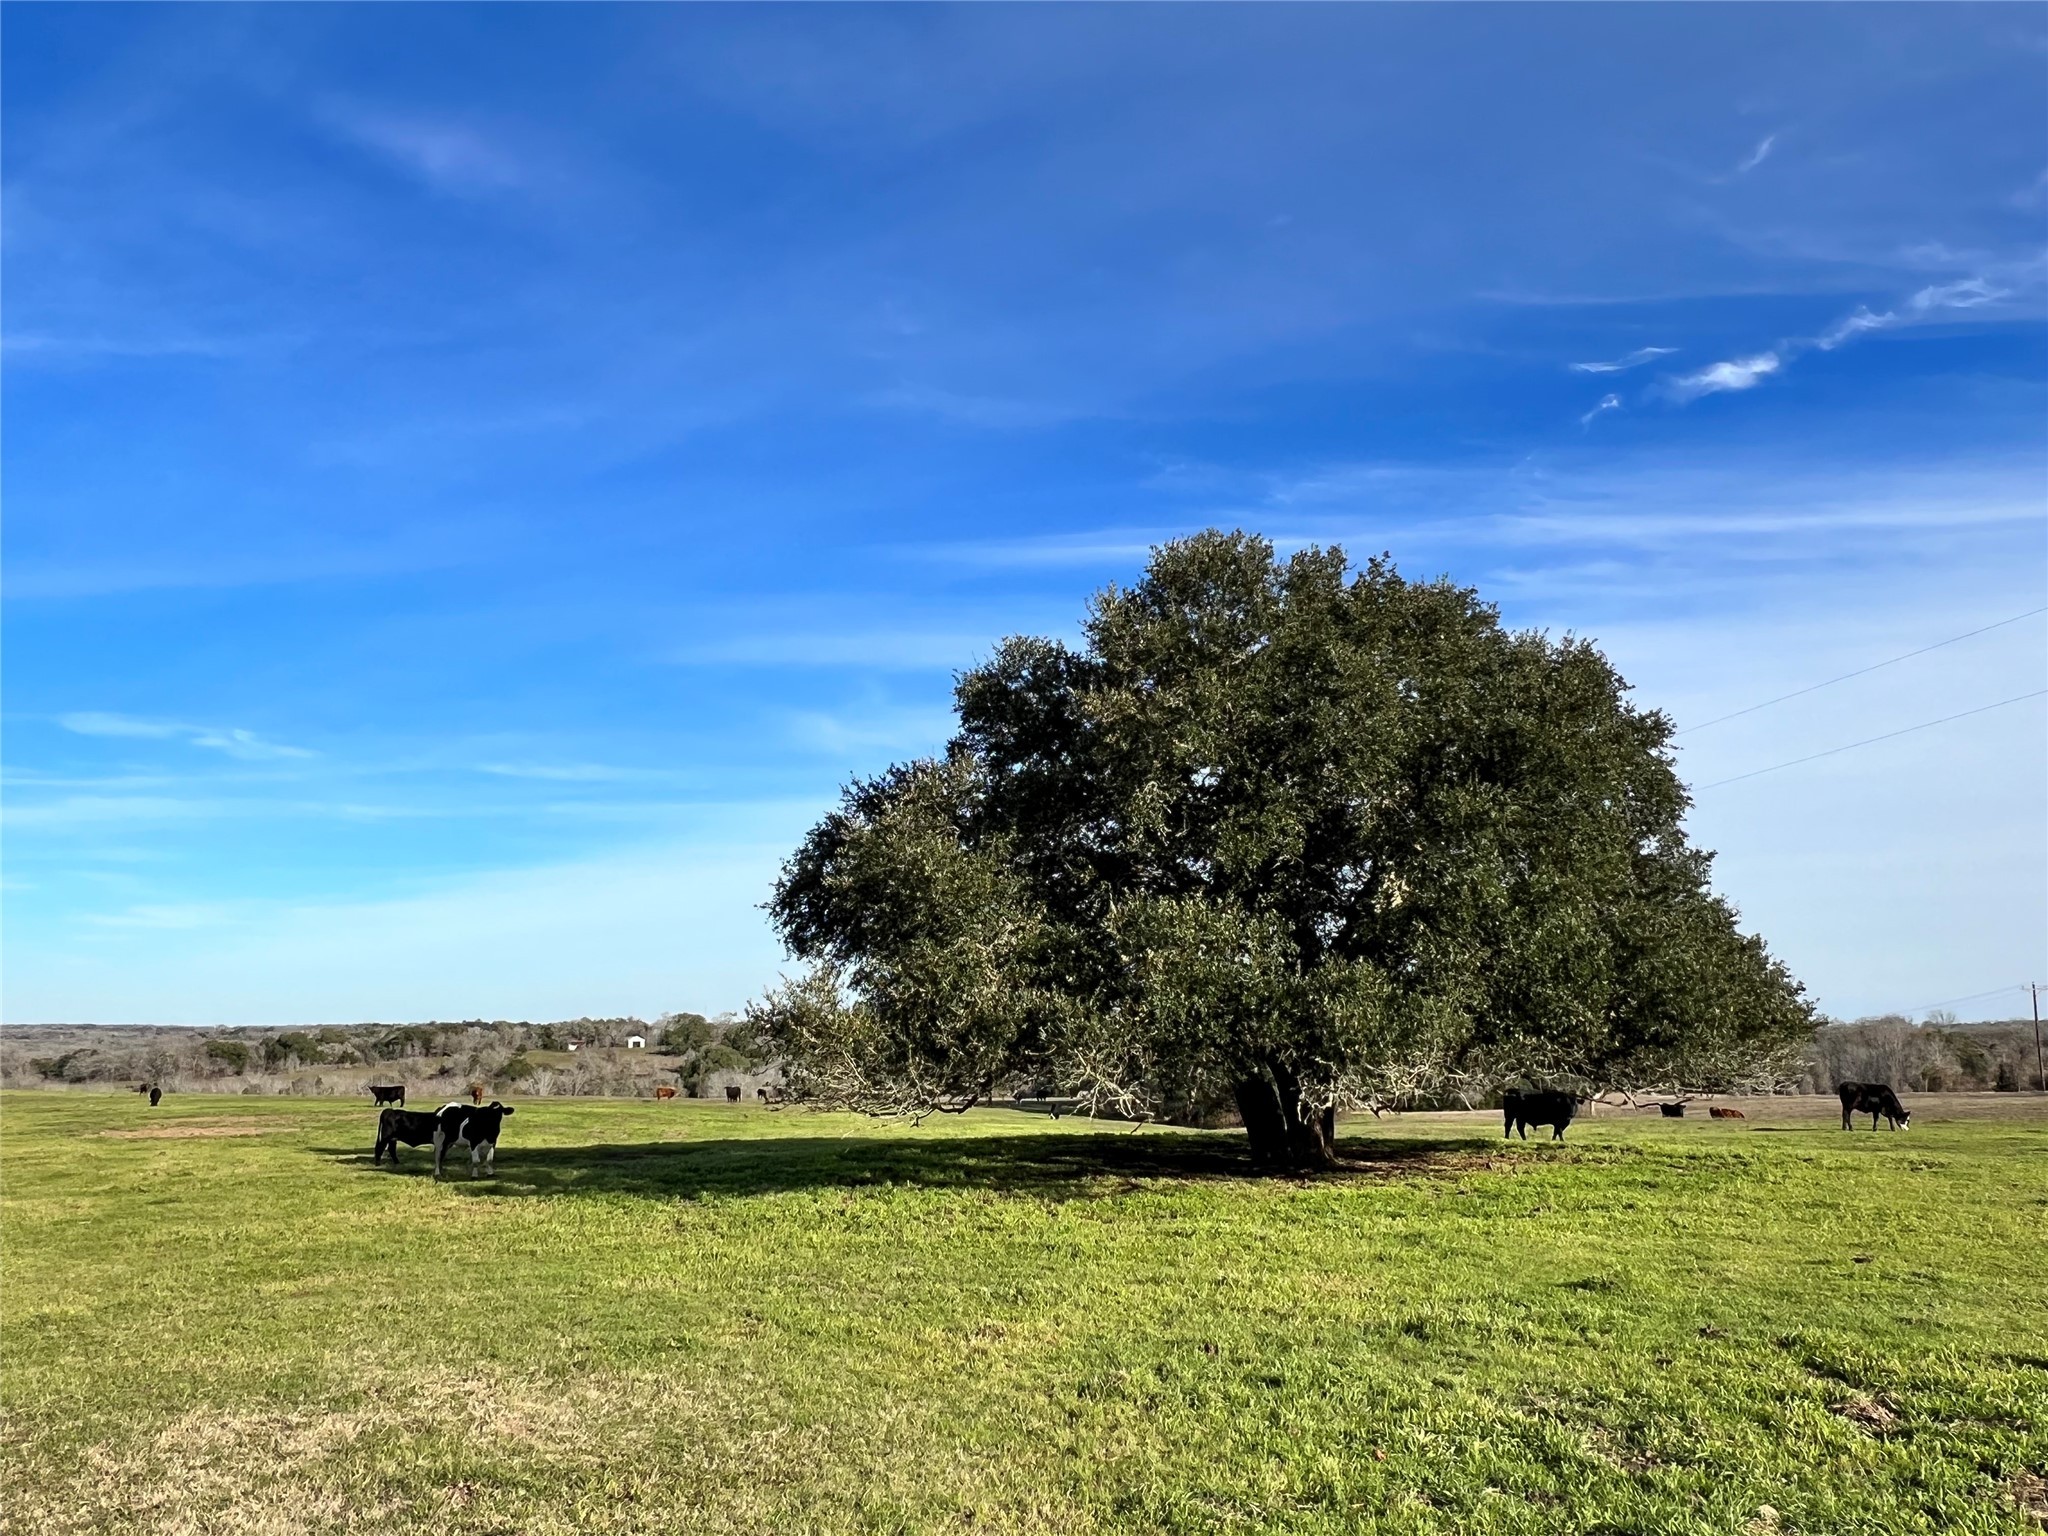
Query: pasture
2 1091 2043 1535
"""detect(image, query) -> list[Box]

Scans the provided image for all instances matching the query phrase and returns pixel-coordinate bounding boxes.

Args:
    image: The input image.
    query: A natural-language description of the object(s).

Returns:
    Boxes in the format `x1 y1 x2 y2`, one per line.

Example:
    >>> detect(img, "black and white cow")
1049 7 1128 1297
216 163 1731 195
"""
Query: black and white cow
373 1107 443 1167
1838 1082 1910 1131
369 1084 406 1107
433 1100 515 1181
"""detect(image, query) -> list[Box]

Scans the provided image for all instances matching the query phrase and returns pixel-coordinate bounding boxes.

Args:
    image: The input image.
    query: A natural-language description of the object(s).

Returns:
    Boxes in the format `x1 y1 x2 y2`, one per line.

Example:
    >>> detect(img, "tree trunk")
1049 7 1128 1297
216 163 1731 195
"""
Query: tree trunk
1231 1064 1339 1171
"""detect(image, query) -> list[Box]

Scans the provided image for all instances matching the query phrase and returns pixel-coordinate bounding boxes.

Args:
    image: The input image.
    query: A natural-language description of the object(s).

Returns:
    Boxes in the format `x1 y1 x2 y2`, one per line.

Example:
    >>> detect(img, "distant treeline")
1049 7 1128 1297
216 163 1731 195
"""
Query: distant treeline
2 1013 2038 1099
0 1013 778 1099
1801 1016 2043 1094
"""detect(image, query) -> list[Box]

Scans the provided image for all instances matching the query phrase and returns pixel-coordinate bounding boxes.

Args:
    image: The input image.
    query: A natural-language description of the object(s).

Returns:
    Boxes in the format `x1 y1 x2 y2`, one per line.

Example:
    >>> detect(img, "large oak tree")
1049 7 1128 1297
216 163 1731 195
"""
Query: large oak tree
757 533 1812 1168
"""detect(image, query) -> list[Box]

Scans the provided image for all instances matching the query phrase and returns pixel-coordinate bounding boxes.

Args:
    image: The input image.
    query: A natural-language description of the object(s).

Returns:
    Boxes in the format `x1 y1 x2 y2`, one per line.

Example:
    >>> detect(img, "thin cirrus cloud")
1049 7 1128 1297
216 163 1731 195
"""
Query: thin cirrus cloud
1817 278 2011 351
1663 352 1784 403
1661 273 2019 403
317 101 524 195
1732 132 1778 176
1569 346 1679 375
58 712 315 761
1579 393 1623 427
474 762 646 783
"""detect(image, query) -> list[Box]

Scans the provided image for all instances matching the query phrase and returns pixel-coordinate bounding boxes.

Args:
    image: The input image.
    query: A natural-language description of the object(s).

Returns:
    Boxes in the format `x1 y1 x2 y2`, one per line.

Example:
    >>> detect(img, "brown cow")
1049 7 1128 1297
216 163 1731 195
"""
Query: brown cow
470 1083 484 1106
654 1085 678 1101
1709 1106 1745 1120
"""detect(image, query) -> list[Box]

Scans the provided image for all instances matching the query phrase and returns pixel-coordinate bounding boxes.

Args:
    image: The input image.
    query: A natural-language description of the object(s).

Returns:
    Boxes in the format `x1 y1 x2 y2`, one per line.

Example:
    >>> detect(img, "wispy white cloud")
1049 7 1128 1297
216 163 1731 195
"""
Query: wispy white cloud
907 529 1171 571
673 628 1007 670
1907 276 2008 312
2 328 297 363
59 713 315 761
474 762 642 782
1732 132 1778 176
83 903 236 932
320 102 523 195
1663 352 1782 402
2 794 228 831
5 826 816 1023
1664 268 2022 403
784 705 956 758
1579 393 1622 427
58 713 184 741
1815 306 1892 350
1569 346 1678 375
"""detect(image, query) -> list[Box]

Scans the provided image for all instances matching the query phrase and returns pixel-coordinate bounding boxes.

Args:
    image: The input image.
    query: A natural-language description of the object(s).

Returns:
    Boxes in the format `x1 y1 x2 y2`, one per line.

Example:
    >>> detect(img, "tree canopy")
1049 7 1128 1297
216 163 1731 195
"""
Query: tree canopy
756 532 1812 1168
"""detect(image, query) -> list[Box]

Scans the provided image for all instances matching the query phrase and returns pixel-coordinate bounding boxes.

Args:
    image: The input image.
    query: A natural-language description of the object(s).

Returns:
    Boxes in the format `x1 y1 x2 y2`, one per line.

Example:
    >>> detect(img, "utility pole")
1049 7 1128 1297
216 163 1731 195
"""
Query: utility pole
2034 983 2044 1094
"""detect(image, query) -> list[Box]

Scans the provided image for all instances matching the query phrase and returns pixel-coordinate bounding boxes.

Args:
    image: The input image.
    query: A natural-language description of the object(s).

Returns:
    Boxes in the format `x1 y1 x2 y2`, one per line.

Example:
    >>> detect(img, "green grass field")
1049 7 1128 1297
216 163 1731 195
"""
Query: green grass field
3 1091 2043 1535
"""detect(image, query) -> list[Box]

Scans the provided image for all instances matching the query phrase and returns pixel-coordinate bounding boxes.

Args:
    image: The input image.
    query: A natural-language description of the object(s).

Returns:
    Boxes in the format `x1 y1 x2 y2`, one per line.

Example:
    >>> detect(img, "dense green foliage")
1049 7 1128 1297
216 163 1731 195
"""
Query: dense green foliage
3 1091 2042 1534
764 533 1813 1165
203 1039 251 1072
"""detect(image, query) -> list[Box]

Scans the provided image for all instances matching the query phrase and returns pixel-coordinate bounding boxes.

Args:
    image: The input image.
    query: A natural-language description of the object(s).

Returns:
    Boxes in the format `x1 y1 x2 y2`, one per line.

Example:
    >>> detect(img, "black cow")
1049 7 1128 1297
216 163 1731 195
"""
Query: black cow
369 1084 406 1107
1838 1082 1910 1131
148 1086 162 1108
374 1107 442 1167
1659 1102 1686 1118
1503 1088 1577 1141
433 1100 515 1181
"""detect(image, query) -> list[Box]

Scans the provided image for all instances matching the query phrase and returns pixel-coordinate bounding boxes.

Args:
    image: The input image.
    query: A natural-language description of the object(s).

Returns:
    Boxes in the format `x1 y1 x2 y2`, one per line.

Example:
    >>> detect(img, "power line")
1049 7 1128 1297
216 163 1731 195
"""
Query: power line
1693 689 2047 789
1891 984 2031 1017
1676 605 2048 736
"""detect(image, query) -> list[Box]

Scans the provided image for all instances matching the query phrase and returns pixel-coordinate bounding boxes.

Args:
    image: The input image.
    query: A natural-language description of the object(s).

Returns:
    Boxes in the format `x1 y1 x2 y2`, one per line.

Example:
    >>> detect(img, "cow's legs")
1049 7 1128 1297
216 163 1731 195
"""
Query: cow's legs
433 1128 448 1180
470 1142 484 1180
484 1141 497 1176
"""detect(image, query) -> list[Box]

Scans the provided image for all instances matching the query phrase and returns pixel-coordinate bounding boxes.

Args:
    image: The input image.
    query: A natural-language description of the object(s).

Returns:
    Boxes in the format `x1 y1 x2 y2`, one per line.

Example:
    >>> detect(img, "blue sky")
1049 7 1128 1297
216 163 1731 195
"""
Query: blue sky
6 4 2044 1026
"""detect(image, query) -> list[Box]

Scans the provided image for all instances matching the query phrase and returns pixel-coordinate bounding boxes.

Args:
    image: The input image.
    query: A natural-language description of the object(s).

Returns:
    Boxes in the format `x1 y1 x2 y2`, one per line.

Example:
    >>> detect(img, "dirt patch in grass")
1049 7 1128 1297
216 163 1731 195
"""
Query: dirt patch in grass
2010 1470 2048 1529
92 1124 276 1140
1829 1394 1900 1434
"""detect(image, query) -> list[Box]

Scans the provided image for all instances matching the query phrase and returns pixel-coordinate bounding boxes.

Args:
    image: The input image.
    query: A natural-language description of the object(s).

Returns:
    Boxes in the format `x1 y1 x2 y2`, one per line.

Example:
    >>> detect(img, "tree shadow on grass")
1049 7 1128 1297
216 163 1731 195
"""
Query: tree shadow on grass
315 1127 1503 1201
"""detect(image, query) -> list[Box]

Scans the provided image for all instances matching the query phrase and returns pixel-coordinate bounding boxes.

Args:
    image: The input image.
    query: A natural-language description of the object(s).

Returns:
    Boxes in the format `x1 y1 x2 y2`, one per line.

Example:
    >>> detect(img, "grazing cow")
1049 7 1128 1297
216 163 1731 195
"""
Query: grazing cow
1659 1102 1686 1118
369 1084 406 1107
148 1086 162 1108
373 1107 443 1167
1709 1106 1745 1120
1503 1088 1577 1141
1838 1082 1910 1131
434 1100 515 1181
654 1085 678 1101
724 1085 742 1103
